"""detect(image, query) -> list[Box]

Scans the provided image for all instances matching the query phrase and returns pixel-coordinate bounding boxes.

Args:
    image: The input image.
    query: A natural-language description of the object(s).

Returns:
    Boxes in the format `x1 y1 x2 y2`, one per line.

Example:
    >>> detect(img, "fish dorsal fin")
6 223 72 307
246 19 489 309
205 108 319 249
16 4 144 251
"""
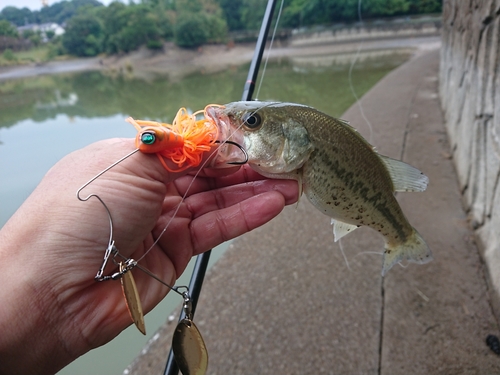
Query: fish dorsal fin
378 155 429 192
331 219 359 242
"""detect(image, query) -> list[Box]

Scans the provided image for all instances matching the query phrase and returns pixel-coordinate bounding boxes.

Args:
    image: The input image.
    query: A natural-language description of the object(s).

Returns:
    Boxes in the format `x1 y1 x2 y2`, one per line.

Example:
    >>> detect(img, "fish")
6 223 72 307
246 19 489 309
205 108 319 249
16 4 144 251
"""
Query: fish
206 101 433 275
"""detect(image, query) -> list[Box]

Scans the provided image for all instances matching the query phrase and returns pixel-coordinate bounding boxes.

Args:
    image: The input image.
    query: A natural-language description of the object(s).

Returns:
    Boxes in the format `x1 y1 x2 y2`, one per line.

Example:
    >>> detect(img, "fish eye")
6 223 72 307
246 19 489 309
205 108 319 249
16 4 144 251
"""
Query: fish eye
242 112 262 130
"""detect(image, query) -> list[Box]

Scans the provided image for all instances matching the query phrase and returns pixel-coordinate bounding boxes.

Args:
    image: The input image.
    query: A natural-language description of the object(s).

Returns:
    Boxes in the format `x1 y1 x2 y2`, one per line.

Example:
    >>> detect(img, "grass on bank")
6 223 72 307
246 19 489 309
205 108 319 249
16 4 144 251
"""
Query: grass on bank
0 45 71 66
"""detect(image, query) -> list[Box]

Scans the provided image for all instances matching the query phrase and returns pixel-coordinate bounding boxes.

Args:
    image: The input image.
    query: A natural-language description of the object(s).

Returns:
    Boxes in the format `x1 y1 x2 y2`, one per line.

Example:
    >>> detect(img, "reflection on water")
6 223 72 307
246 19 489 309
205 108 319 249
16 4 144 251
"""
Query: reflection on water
0 49 411 375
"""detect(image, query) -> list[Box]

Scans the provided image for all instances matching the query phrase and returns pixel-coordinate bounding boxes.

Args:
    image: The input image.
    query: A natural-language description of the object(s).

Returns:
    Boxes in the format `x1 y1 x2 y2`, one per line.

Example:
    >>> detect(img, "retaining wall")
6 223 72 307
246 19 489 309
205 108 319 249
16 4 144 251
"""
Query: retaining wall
439 0 500 312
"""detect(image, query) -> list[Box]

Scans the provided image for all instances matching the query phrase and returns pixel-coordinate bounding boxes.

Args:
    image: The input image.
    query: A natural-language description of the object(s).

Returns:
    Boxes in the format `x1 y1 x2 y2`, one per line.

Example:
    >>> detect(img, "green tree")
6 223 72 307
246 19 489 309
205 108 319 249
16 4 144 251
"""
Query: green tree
62 13 103 56
174 13 208 47
219 0 441 30
100 3 162 53
0 6 35 26
364 0 410 18
239 0 267 30
216 0 243 30
0 19 18 37
408 0 442 14
36 0 103 24
173 0 204 13
205 13 228 43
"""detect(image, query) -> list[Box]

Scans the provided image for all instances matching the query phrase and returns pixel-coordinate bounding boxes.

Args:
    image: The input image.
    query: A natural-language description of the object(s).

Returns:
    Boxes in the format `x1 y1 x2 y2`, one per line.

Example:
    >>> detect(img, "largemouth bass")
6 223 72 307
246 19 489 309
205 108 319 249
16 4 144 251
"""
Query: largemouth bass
207 101 432 275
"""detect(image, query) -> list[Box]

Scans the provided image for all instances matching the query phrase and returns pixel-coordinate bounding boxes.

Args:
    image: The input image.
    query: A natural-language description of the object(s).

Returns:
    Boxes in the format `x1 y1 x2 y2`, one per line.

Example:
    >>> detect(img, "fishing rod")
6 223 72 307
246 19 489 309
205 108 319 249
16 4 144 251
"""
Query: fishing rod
162 1 278 374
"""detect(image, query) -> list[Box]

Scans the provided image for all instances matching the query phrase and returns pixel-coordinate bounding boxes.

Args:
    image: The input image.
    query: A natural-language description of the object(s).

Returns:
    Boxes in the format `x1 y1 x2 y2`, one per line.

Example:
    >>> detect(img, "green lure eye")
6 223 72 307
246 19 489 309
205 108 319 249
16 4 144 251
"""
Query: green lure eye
141 132 156 145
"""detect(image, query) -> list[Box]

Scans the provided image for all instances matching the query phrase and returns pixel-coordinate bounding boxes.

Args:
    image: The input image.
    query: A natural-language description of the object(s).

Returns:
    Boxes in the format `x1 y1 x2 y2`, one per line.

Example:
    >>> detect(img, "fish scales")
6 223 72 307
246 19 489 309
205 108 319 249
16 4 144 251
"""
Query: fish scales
296 107 411 244
207 101 432 275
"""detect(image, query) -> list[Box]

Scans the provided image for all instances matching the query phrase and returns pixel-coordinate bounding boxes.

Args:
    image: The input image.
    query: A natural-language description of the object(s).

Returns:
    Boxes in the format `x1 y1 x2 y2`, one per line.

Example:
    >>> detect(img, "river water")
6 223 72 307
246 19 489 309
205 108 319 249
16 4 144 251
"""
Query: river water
0 49 411 374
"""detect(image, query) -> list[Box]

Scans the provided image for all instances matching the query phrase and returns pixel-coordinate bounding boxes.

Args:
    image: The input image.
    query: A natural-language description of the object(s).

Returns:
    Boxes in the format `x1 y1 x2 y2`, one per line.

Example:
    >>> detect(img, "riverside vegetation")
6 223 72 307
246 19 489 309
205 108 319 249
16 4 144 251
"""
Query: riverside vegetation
0 0 441 64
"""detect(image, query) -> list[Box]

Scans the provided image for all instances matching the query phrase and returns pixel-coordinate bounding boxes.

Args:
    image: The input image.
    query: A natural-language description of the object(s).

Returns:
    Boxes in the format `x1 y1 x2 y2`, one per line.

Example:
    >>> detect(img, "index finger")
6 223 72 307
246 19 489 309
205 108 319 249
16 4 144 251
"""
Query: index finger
172 165 267 197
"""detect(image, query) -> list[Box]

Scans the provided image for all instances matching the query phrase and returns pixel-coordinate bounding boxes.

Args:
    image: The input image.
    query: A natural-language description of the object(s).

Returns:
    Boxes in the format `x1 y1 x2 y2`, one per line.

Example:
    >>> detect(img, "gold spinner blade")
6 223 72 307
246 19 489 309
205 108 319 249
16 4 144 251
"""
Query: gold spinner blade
119 262 146 335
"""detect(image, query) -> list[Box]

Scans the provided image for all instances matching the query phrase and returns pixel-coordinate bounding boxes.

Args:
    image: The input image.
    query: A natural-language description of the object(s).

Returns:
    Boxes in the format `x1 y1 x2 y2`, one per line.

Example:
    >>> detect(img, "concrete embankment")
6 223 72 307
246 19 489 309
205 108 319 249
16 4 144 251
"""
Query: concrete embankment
439 0 500 318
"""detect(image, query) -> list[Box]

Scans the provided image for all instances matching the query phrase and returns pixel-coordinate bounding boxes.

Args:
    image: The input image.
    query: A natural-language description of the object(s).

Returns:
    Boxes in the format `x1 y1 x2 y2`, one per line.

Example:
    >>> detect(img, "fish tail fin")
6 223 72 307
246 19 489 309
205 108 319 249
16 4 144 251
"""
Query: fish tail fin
382 229 432 276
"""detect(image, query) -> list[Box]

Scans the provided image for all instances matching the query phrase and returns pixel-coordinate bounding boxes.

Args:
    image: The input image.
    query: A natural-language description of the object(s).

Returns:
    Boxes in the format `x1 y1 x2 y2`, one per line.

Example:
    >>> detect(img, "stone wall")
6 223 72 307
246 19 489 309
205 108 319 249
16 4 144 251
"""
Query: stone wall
439 0 500 304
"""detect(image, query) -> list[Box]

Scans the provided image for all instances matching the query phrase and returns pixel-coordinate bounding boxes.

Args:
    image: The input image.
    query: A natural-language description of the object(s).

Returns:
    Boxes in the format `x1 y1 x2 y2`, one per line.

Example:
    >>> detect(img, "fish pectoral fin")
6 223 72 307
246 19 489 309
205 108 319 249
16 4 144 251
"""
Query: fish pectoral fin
331 219 359 242
378 155 429 192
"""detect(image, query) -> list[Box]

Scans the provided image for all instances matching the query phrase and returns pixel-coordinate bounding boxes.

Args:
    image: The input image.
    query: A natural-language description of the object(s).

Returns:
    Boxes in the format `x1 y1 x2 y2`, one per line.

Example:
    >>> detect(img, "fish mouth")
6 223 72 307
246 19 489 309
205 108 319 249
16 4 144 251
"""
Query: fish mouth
205 105 246 168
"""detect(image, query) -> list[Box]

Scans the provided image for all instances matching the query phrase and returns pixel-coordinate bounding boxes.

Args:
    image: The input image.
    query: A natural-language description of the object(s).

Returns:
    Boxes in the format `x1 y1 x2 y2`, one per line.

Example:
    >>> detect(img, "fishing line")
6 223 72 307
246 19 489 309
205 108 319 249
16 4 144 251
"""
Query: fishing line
254 0 285 100
347 0 374 143
338 238 352 271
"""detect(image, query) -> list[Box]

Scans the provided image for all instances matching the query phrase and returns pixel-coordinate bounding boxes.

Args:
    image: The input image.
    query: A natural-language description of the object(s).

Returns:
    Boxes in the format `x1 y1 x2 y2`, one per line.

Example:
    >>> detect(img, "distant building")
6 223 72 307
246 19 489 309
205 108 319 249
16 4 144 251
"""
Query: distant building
17 23 64 42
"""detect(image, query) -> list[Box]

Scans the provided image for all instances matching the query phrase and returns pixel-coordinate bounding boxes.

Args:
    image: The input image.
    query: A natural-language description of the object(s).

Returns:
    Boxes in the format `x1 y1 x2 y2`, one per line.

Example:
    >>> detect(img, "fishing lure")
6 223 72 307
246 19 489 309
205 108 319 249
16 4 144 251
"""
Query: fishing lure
127 106 222 172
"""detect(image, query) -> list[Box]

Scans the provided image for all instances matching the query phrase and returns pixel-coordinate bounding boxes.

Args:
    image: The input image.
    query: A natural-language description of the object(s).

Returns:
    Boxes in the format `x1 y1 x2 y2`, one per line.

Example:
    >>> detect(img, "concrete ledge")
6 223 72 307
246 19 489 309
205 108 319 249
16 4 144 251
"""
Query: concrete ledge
126 48 500 375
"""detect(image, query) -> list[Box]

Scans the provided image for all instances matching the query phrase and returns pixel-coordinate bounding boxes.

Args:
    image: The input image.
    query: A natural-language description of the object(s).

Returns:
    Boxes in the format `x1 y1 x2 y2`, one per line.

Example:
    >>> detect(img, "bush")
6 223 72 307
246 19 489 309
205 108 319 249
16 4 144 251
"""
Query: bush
2 48 16 61
22 29 35 39
146 39 163 50
174 13 208 48
45 42 65 60
29 34 42 47
45 30 55 40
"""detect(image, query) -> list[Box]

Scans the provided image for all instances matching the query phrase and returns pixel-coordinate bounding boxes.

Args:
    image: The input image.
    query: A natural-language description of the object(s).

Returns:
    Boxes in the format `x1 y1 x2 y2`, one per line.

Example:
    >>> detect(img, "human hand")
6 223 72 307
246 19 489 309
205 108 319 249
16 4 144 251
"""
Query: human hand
0 138 298 375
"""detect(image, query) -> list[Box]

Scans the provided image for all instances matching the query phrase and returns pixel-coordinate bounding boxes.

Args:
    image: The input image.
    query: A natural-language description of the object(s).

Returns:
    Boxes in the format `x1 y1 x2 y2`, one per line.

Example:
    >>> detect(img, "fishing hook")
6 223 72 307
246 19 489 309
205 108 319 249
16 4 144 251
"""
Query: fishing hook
214 140 248 165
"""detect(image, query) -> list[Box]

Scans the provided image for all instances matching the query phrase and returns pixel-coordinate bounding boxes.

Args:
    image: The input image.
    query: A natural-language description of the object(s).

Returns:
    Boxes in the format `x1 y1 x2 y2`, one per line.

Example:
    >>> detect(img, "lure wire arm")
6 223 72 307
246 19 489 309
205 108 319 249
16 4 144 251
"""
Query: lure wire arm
76 148 140 202
76 148 140 281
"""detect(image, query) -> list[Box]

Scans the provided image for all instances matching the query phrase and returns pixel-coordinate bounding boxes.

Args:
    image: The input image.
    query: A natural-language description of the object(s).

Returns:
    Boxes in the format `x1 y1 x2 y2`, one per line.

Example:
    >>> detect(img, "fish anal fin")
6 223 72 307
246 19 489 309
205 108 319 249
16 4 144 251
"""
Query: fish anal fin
379 155 429 192
382 229 432 276
331 219 359 242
